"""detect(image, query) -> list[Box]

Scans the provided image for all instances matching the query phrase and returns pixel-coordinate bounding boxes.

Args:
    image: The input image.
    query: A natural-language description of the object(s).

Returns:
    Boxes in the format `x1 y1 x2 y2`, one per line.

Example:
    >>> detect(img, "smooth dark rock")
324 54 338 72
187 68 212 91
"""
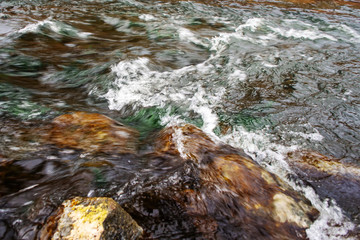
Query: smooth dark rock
287 150 360 223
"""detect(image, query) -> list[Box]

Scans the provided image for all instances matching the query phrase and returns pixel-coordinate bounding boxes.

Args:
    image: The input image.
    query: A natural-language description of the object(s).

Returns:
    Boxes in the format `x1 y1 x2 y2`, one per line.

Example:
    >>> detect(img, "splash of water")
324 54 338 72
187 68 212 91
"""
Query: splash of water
14 18 92 39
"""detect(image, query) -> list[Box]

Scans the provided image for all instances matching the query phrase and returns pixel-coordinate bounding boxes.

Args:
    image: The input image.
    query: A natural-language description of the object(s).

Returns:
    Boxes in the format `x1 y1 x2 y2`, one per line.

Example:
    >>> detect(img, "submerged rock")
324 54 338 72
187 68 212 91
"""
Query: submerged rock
47 112 139 154
40 197 143 240
146 124 319 239
287 150 360 223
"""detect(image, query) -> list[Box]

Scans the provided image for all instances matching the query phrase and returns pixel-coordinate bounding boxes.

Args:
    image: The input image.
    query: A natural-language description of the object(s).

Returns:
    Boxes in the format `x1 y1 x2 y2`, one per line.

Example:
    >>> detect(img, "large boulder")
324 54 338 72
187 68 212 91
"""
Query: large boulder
47 112 139 154
40 197 143 240
287 150 360 223
150 124 319 239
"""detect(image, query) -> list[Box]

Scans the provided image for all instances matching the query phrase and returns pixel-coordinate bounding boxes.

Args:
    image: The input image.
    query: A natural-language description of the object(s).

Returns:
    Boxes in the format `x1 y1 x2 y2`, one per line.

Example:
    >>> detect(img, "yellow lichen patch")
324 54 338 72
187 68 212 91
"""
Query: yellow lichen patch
52 198 110 240
272 193 311 228
46 197 143 240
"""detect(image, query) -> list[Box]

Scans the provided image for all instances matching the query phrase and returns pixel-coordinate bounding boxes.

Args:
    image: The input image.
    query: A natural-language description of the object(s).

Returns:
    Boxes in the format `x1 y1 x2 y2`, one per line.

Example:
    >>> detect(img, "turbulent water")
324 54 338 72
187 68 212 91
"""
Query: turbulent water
1 0 360 239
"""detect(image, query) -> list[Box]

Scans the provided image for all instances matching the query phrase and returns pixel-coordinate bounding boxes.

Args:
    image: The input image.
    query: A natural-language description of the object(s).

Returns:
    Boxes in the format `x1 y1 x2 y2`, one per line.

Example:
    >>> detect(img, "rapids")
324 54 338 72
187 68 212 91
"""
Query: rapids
1 0 360 239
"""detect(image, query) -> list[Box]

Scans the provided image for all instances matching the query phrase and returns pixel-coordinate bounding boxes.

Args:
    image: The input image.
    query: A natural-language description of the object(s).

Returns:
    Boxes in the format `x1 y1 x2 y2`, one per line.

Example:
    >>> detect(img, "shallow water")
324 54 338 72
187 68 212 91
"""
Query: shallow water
1 0 360 239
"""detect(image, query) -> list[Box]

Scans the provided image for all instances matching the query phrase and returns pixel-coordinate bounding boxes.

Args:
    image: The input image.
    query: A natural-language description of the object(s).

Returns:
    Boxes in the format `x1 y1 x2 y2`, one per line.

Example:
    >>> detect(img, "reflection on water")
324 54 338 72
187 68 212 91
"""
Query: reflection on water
1 0 360 239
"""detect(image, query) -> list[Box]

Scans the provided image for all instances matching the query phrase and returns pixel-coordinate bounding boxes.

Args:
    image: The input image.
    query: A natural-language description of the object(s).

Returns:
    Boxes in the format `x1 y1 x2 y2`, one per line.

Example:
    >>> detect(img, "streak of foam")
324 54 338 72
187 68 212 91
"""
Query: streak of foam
332 24 360 43
15 18 91 39
172 127 187 160
210 18 273 51
221 126 356 240
209 17 342 55
269 26 337 41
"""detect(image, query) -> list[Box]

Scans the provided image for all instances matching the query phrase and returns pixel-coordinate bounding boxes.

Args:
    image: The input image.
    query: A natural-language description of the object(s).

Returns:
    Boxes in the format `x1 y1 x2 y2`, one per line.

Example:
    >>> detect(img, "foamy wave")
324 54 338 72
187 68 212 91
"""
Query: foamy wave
210 17 339 54
105 57 223 136
139 14 156 22
270 27 337 41
333 24 360 43
16 19 91 39
178 27 209 48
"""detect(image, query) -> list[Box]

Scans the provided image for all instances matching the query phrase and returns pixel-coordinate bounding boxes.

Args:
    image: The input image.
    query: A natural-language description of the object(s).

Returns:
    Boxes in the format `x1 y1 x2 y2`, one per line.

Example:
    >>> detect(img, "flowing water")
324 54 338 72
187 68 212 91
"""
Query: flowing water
1 0 360 239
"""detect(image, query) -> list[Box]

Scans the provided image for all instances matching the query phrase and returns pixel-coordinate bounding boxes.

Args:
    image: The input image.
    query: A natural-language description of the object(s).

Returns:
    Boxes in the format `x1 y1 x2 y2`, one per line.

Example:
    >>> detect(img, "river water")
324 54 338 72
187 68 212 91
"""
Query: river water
0 0 360 239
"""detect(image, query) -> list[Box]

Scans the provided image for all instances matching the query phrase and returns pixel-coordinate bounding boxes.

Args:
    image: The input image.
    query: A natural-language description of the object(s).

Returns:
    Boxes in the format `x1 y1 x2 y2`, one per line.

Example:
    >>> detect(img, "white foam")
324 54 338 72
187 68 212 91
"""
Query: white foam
188 85 224 138
235 18 264 32
221 126 356 240
102 16 122 26
262 62 278 68
288 131 324 142
210 17 341 55
139 14 156 21
172 127 188 160
178 27 209 48
228 69 247 82
210 18 272 52
16 19 91 38
105 57 224 140
160 110 185 127
269 26 338 41
336 24 360 43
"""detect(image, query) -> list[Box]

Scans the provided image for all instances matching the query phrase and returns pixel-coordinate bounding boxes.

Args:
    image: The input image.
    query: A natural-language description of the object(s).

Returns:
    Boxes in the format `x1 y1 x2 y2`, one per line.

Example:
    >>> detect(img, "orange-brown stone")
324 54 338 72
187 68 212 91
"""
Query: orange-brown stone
153 124 319 239
155 124 216 162
47 112 139 154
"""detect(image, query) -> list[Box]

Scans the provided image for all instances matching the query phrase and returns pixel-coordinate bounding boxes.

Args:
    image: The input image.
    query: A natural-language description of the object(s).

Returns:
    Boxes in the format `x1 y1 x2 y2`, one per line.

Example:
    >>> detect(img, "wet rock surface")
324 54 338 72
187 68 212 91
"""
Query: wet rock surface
47 112 139 154
0 116 344 239
40 197 143 240
122 124 319 239
287 150 360 223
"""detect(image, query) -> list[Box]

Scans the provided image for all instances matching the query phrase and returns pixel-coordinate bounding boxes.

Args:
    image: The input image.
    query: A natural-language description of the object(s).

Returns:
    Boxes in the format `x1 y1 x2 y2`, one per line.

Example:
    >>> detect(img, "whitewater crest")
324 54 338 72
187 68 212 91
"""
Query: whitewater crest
13 18 92 39
105 57 223 136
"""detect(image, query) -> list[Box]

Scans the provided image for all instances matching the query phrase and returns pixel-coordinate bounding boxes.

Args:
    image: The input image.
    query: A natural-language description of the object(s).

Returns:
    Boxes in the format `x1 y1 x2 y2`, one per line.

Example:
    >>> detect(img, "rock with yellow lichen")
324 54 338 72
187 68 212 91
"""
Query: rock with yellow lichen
152 124 319 239
40 197 143 240
47 112 139 154
287 150 360 223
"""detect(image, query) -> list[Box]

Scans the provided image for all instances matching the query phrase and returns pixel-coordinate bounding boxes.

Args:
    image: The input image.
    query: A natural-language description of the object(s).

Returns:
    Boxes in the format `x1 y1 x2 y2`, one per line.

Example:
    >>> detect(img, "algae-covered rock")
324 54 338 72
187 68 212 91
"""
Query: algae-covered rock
47 112 139 154
152 124 319 239
287 150 360 223
40 197 143 240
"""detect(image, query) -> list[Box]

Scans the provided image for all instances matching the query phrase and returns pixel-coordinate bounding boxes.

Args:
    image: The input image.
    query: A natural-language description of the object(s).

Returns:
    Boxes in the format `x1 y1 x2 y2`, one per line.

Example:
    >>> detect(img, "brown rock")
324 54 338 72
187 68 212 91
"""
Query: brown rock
155 124 217 162
287 150 360 223
47 112 139 154
152 124 319 239
40 197 143 240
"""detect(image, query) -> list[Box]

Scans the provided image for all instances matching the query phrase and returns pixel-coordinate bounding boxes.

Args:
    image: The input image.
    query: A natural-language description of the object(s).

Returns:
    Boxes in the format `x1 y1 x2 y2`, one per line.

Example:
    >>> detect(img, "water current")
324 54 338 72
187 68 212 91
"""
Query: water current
0 0 360 239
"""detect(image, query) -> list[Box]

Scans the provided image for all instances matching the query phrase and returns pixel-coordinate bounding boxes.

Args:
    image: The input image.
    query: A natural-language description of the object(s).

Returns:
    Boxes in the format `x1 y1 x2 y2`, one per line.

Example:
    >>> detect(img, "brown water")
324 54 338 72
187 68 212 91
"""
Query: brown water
1 0 360 239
